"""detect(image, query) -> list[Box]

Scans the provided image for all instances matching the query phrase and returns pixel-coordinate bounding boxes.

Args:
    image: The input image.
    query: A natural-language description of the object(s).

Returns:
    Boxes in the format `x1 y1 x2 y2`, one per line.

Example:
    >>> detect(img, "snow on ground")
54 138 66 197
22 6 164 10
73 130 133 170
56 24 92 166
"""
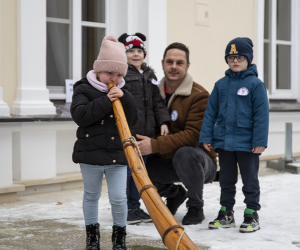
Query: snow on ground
1 172 299 250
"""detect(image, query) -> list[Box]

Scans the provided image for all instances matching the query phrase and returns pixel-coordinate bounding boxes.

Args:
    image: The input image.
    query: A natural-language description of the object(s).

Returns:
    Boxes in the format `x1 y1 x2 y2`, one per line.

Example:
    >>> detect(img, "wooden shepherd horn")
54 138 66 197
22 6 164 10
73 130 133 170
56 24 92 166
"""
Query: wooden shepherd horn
108 82 199 250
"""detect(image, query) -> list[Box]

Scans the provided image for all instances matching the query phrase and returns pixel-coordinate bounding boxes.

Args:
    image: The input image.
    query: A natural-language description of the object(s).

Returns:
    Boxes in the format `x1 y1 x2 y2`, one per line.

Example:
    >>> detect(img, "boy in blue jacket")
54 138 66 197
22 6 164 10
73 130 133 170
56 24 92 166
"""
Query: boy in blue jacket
199 37 269 233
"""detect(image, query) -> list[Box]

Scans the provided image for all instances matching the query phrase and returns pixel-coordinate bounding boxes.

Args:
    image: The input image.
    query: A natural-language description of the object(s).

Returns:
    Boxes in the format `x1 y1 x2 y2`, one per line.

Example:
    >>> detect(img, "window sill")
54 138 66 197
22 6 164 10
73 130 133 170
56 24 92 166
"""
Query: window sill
0 101 73 122
269 100 300 112
49 93 66 100
48 86 66 100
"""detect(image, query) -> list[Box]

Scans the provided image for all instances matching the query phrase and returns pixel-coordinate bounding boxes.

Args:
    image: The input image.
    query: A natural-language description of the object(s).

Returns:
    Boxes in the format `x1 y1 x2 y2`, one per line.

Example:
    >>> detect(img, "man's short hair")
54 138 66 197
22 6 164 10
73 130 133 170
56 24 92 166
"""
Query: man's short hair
163 43 190 64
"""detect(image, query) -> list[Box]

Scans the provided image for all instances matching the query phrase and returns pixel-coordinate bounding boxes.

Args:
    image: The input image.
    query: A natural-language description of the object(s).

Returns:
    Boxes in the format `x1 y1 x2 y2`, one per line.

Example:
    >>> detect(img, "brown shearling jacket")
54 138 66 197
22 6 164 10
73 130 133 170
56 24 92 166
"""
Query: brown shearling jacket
151 73 218 162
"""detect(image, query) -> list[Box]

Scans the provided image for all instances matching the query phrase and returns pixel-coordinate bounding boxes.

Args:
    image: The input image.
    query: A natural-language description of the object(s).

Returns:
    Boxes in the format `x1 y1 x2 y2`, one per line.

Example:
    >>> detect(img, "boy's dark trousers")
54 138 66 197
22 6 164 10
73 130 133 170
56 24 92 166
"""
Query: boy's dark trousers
218 149 261 211
126 155 148 209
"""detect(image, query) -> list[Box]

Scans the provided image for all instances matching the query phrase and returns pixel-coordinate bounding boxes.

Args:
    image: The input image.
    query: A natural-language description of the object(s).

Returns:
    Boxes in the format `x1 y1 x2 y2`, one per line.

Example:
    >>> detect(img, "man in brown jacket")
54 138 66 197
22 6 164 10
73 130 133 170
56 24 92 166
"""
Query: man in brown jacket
137 42 218 225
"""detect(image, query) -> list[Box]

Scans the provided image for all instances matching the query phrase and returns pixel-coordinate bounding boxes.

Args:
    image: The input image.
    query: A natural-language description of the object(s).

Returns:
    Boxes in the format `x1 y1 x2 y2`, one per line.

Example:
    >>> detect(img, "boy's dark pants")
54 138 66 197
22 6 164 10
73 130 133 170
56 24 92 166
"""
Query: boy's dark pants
146 146 217 208
126 155 148 209
218 149 260 211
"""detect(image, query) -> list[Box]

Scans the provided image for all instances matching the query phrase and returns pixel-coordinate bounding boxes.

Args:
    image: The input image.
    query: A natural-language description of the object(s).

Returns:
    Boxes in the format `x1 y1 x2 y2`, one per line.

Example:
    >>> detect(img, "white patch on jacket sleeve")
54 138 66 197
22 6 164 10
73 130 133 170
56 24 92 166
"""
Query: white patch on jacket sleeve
151 78 160 85
237 87 249 96
171 110 178 121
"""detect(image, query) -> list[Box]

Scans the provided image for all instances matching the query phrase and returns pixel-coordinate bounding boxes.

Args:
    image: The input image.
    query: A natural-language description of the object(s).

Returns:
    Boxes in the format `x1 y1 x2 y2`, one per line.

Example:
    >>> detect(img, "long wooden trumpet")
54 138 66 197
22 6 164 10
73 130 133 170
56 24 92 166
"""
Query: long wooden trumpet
108 82 199 250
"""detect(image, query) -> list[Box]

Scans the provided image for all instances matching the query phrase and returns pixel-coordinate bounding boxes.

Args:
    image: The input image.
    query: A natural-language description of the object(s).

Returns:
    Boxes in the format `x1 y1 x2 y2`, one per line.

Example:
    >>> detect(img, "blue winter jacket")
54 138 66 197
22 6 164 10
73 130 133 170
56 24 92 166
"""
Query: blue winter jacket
199 64 269 153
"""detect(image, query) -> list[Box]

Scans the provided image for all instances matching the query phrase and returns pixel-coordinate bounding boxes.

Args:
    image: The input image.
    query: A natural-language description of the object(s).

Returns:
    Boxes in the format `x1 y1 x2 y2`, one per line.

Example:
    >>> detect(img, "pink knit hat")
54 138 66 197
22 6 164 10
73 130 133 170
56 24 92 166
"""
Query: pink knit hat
93 35 128 76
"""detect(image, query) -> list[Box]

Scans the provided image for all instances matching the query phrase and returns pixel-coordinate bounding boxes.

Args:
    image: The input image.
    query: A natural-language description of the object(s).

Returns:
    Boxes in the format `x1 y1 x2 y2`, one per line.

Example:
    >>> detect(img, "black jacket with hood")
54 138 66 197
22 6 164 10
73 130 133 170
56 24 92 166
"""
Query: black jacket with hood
71 78 139 166
124 63 170 138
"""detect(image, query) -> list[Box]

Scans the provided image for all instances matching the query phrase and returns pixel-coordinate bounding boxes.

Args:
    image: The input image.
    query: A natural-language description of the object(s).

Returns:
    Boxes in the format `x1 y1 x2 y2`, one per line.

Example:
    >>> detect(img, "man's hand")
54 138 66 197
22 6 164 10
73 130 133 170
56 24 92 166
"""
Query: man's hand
107 87 124 102
136 134 153 155
252 146 265 154
203 143 212 152
160 124 169 136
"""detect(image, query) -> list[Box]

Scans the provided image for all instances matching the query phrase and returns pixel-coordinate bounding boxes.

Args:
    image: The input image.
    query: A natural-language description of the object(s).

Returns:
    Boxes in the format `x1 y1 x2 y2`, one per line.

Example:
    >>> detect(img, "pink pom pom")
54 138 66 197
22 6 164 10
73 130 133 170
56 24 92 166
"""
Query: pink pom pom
103 35 118 43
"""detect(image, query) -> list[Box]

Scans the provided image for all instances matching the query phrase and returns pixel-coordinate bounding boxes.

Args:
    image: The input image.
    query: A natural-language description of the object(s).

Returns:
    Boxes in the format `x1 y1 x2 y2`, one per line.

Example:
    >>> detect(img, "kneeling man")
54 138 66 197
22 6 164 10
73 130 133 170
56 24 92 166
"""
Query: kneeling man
137 42 218 225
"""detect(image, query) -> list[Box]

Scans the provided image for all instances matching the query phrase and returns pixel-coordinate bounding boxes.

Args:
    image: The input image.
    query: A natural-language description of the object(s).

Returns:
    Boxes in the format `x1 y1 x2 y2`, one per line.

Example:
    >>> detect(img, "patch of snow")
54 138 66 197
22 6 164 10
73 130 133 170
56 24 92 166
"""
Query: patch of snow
0 172 299 249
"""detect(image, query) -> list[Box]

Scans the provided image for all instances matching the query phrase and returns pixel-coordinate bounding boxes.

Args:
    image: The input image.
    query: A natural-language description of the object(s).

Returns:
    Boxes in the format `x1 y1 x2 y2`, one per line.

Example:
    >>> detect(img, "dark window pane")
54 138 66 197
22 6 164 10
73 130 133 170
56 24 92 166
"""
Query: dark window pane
264 0 270 39
82 27 105 76
264 43 269 89
82 0 105 23
47 23 70 86
47 0 69 19
276 45 291 89
277 0 291 41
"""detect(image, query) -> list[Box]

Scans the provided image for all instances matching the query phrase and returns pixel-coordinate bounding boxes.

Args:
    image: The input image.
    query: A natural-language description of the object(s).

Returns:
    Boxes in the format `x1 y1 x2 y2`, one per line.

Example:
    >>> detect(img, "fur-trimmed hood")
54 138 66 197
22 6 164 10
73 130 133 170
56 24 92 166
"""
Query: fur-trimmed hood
158 73 194 108
151 73 218 162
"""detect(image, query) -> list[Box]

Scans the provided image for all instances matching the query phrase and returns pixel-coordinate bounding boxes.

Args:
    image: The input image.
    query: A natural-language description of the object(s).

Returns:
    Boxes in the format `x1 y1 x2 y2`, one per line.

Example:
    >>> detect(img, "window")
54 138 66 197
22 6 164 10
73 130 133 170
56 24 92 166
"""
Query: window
264 0 296 99
81 0 106 77
46 0 107 99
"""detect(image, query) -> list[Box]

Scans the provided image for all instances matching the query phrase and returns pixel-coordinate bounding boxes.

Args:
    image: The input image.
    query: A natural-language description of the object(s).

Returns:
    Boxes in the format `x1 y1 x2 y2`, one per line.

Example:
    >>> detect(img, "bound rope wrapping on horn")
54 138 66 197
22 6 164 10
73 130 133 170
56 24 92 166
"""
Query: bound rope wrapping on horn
122 136 147 174
162 225 186 250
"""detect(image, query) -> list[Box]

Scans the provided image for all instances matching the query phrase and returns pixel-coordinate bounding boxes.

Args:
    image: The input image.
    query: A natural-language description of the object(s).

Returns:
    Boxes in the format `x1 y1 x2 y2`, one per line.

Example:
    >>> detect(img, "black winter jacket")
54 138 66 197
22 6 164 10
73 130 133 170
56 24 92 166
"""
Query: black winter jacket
71 78 139 166
125 64 170 138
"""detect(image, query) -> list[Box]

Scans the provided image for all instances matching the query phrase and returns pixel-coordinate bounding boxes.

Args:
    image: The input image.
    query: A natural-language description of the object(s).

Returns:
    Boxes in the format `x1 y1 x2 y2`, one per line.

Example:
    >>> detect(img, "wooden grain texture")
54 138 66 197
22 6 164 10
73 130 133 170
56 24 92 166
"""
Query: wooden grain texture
108 82 199 250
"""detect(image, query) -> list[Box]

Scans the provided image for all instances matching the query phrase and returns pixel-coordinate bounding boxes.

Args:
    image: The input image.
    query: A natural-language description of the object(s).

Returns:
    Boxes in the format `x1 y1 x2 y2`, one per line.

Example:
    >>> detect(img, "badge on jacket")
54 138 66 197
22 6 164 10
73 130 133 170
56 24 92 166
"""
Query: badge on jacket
151 78 160 85
171 110 178 121
237 87 249 96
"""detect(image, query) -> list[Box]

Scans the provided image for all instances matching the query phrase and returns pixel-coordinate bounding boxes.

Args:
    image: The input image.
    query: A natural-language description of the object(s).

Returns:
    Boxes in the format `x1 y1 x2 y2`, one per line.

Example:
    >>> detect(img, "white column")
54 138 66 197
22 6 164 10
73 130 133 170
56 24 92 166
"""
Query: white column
295 1 300 103
12 0 56 115
127 0 137 35
0 89 10 117
0 1 10 117
56 129 79 174
254 0 265 82
72 0 82 81
148 0 167 80
0 130 13 187
13 128 56 181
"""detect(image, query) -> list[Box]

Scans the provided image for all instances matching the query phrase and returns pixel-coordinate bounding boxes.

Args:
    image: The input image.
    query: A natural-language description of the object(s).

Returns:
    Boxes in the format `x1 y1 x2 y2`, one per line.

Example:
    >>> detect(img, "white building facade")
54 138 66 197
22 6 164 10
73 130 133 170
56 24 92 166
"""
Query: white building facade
0 0 299 203
0 0 167 203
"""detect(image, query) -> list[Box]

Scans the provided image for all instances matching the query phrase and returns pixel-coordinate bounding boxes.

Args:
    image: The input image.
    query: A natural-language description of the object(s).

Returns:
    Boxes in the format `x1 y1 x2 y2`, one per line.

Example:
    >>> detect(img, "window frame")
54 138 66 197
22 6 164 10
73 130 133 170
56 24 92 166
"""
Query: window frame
264 0 297 99
47 0 109 100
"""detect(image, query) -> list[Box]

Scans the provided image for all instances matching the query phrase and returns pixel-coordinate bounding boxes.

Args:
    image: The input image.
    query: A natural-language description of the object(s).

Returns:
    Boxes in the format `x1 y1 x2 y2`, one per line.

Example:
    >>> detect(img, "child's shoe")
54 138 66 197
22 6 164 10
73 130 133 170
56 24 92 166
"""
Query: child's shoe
133 207 152 223
239 208 260 233
127 209 141 225
85 223 100 250
112 225 127 250
208 206 236 229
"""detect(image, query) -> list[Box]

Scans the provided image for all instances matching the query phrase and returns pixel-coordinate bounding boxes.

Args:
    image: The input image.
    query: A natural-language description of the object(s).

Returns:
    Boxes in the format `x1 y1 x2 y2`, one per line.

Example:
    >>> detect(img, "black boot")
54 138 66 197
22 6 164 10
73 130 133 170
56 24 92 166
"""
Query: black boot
85 223 100 250
112 225 127 250
166 185 187 215
182 206 205 225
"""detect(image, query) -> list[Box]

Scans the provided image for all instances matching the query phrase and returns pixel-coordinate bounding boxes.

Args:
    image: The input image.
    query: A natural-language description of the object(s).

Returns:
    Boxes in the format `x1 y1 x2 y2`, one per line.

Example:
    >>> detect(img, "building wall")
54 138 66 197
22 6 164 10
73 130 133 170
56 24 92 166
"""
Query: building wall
167 0 255 92
0 0 17 108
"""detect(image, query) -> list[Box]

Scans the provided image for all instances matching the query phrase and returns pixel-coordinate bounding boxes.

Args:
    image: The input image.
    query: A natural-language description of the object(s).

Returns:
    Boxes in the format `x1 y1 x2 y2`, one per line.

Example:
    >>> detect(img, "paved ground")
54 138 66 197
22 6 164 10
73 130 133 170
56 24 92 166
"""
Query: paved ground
0 161 286 250
0 177 181 250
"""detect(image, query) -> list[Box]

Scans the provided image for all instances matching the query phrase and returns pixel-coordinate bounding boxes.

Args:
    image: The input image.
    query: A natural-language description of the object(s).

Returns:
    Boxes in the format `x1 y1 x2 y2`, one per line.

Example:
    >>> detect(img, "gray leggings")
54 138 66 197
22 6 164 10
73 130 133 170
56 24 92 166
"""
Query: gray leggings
80 163 127 227
146 146 217 208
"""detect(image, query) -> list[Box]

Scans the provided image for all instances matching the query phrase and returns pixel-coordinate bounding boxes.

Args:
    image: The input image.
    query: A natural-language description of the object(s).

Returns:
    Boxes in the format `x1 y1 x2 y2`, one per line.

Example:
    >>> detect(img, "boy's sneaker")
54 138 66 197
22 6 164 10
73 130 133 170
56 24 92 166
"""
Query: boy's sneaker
208 206 236 229
127 209 141 225
133 207 152 223
239 208 260 233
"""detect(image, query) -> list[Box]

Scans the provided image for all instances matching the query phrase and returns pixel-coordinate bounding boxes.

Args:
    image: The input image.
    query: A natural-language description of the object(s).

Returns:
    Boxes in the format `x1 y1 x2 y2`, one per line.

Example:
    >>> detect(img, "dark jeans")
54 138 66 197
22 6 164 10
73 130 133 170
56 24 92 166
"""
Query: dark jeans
126 155 148 210
218 149 260 211
146 146 217 208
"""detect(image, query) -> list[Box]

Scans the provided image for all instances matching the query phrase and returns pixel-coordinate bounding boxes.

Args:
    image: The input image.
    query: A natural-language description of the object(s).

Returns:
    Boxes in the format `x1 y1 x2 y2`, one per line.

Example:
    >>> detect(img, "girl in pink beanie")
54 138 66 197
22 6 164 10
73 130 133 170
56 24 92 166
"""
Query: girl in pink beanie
71 35 139 250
